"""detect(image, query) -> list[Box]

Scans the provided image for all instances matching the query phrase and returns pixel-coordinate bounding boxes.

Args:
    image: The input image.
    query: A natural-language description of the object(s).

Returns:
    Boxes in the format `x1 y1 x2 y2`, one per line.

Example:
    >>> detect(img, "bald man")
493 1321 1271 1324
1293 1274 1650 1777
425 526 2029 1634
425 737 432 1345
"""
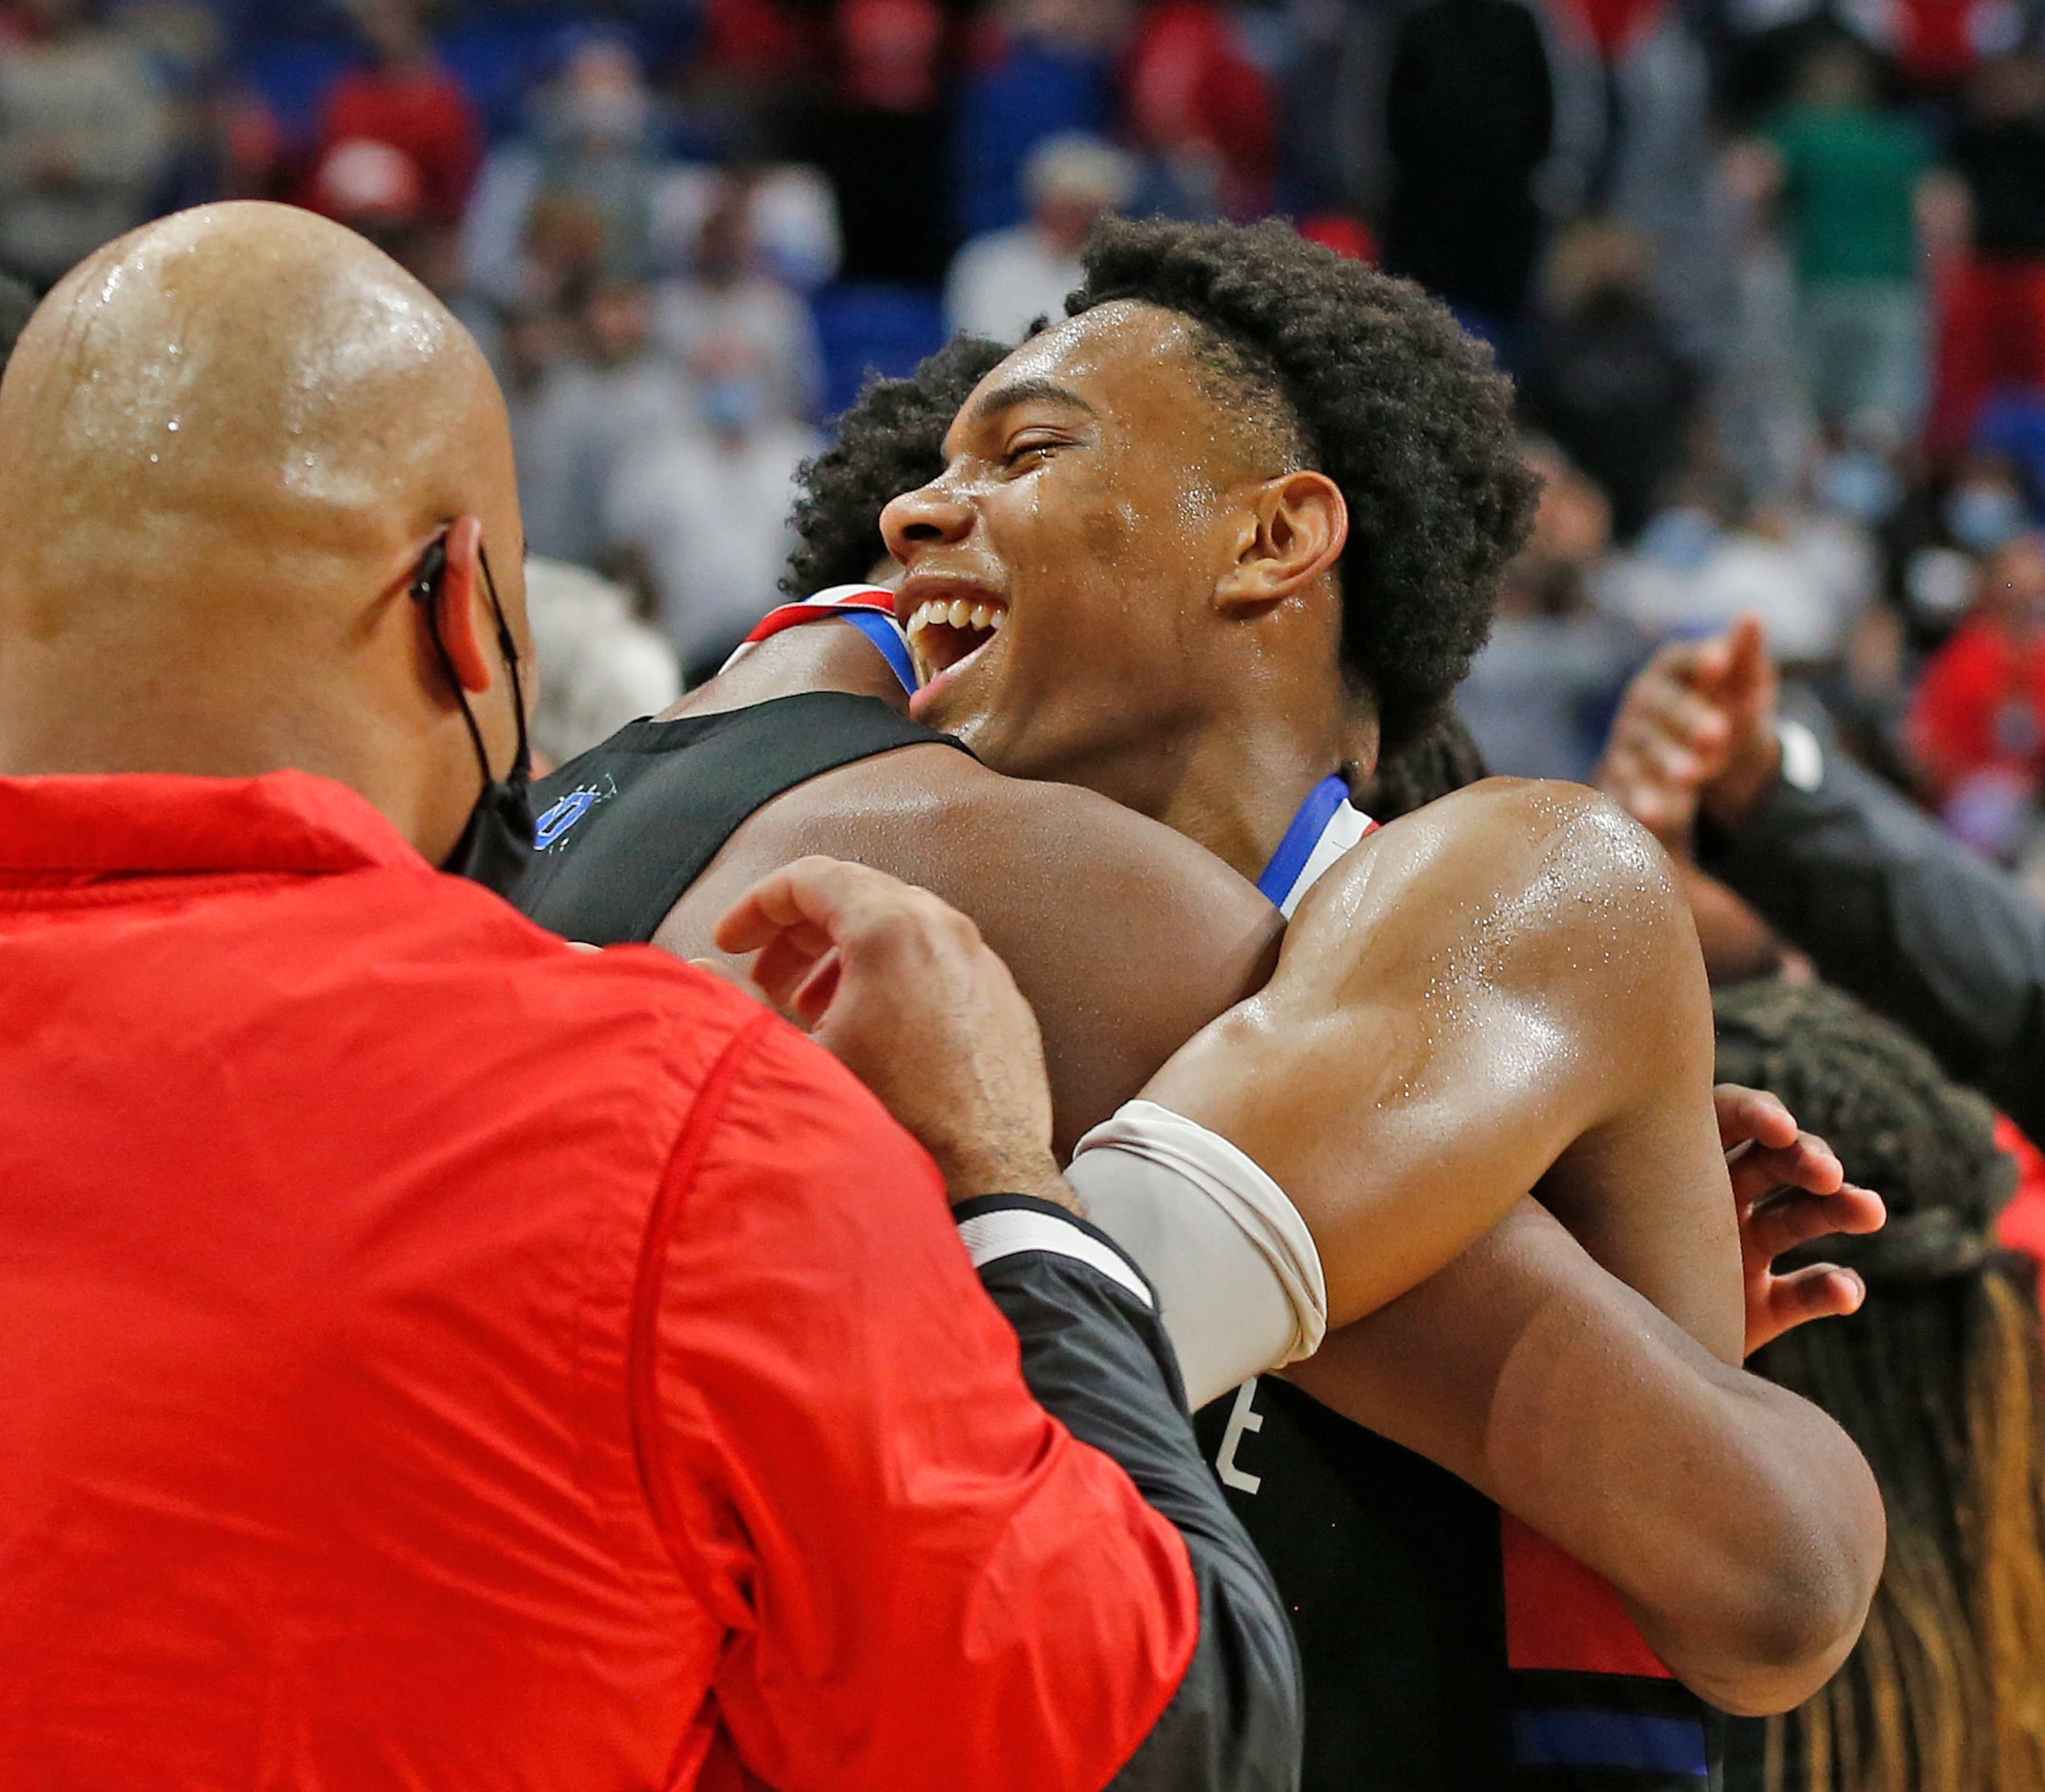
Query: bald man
0 204 1304 1791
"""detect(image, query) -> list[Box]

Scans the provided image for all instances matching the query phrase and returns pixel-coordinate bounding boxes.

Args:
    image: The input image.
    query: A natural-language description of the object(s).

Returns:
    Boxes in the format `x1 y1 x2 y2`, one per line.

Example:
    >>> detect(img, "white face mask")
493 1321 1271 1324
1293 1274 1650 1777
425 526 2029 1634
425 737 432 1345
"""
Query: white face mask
1819 449 1902 524
558 84 650 149
1947 484 2030 553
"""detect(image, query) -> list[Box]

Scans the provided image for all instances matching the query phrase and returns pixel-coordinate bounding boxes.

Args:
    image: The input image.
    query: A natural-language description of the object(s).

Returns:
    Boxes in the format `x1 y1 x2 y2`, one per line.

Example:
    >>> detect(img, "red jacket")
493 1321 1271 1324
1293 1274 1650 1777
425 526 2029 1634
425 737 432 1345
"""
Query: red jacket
0 771 1197 1790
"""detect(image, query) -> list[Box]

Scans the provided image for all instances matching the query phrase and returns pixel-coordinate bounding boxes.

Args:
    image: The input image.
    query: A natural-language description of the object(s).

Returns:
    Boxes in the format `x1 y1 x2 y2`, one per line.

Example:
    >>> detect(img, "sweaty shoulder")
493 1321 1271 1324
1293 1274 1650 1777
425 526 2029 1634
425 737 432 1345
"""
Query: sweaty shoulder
1295 777 1681 952
661 742 1283 1154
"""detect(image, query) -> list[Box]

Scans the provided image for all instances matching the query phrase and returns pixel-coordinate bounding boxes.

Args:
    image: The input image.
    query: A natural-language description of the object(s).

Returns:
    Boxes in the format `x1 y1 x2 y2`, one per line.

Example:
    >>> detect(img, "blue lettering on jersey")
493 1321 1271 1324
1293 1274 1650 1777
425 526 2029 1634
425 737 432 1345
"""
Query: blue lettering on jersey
533 776 618 851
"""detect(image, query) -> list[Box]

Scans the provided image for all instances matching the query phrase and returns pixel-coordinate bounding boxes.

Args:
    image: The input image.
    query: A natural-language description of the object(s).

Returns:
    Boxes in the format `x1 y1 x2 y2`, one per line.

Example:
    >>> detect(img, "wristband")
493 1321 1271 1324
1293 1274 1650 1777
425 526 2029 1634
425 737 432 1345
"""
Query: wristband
954 1193 1157 1310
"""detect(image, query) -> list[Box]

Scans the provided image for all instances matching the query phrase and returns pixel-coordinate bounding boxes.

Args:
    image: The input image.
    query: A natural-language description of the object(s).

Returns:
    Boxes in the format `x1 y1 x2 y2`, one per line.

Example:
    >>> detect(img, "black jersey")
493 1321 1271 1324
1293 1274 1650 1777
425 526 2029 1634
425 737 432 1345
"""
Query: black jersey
510 692 968 945
1194 1377 1723 1792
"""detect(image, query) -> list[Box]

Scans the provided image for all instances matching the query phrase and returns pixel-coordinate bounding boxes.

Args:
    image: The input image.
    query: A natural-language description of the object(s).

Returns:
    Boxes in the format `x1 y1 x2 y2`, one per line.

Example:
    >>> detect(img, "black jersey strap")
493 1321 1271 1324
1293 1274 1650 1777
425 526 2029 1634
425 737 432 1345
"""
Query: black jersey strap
510 692 970 946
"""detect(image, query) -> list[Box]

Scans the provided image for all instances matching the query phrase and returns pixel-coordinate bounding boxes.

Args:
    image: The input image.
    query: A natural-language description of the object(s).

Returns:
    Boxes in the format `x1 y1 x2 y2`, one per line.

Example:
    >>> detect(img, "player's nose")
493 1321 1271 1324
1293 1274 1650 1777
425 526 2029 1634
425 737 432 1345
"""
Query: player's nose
881 479 974 563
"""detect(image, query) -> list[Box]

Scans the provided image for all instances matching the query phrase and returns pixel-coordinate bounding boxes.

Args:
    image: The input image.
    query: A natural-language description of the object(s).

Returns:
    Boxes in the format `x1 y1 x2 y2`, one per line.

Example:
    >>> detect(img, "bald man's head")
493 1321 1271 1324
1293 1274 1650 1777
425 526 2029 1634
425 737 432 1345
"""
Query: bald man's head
0 202 530 864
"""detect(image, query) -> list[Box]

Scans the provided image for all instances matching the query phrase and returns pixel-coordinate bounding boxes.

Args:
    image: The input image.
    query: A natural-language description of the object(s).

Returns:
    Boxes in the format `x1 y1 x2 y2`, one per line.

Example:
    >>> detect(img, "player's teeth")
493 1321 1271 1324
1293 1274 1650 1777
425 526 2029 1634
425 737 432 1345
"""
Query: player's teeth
970 605 990 629
989 608 1006 631
907 610 927 636
949 600 970 628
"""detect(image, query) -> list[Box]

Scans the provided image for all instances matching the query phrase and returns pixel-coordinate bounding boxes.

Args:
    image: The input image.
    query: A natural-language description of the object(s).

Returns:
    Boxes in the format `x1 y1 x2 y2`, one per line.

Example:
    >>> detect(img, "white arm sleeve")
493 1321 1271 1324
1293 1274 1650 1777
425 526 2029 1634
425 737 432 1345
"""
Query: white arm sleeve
1065 1099 1327 1411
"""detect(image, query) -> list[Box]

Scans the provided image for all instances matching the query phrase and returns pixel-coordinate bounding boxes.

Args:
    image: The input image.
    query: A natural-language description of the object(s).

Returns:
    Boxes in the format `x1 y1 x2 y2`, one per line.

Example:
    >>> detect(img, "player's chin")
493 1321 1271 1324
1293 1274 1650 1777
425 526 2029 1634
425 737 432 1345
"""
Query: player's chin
908 677 992 744
908 635 1007 733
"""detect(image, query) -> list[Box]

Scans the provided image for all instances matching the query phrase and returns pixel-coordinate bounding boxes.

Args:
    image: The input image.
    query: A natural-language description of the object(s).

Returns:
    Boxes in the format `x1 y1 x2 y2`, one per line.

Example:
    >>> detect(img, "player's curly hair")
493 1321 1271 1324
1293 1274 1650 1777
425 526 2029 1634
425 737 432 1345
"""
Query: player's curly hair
782 334 1012 599
1069 218 1539 756
1715 979 2045 1792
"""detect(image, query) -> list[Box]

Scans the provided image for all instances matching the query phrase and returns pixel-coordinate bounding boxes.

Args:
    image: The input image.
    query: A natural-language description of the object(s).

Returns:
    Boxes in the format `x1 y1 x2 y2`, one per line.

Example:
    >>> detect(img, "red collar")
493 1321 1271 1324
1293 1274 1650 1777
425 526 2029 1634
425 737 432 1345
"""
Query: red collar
0 769 429 882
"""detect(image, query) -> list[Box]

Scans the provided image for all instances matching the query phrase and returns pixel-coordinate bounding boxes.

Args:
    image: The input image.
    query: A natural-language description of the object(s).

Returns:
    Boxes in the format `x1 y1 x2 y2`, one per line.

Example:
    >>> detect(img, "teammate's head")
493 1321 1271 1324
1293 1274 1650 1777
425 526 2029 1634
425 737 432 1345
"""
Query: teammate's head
881 218 1536 795
1716 980 2044 1792
0 202 528 865
783 333 1012 599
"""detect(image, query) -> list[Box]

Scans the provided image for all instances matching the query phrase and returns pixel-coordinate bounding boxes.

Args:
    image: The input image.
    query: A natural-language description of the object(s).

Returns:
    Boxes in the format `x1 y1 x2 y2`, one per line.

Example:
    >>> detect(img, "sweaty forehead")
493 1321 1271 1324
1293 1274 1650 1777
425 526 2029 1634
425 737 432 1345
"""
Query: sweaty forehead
950 302 1238 456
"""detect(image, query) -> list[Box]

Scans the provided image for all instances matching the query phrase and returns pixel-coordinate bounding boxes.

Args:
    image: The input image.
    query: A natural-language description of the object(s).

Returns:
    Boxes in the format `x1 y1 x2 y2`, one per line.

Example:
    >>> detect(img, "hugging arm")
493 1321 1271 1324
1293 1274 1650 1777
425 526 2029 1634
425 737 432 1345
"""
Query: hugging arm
694 858 1301 1790
1144 778 1746 1361
1134 778 1883 1709
1284 1201 1884 1716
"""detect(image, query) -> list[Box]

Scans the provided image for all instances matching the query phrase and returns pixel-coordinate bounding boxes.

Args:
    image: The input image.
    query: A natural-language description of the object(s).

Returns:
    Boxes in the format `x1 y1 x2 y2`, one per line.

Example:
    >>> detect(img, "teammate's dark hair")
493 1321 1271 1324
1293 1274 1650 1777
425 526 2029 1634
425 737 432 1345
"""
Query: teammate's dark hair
783 334 1012 599
1356 707 1489 822
0 275 34 380
1067 218 1540 756
1714 979 2045 1792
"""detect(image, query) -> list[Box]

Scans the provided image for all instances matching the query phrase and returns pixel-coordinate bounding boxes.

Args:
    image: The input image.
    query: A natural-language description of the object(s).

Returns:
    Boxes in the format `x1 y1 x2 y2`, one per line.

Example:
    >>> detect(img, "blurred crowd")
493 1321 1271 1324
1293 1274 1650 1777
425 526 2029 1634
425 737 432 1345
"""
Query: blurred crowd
11 0 2045 855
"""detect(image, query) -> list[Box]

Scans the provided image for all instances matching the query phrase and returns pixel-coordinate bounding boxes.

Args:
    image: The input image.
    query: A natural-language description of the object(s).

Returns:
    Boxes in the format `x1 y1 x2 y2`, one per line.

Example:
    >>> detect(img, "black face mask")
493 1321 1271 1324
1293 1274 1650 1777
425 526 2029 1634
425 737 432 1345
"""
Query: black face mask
410 533 535 895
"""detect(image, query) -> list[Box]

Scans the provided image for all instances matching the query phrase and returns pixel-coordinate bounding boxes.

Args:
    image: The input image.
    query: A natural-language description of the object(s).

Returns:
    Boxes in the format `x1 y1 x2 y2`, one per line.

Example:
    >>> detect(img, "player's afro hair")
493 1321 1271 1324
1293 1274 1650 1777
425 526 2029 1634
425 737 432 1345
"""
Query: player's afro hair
1068 218 1539 756
783 333 1012 599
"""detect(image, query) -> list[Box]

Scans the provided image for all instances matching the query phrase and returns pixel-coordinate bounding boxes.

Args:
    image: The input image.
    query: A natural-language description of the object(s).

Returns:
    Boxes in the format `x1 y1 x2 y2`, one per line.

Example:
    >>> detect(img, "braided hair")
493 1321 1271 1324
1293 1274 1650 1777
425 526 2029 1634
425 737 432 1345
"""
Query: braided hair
1715 979 2045 1792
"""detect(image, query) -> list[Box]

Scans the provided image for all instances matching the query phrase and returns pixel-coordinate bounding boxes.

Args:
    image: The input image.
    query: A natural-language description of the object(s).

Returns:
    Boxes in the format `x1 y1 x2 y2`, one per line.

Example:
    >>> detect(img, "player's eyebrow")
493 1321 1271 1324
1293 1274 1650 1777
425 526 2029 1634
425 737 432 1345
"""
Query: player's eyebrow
966 378 1098 430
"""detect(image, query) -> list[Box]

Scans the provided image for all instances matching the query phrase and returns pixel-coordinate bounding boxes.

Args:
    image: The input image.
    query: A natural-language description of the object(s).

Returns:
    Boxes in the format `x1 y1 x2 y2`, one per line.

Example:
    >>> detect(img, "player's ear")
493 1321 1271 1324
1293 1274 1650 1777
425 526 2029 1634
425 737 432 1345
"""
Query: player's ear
429 514 494 695
1214 471 1347 617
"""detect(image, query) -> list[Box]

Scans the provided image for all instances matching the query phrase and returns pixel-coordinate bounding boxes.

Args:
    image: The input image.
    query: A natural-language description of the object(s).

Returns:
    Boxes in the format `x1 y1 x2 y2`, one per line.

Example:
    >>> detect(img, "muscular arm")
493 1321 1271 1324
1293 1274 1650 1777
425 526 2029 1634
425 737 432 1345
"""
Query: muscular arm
1145 778 1745 1361
1140 779 1877 1710
1284 1201 1884 1716
658 743 1283 1157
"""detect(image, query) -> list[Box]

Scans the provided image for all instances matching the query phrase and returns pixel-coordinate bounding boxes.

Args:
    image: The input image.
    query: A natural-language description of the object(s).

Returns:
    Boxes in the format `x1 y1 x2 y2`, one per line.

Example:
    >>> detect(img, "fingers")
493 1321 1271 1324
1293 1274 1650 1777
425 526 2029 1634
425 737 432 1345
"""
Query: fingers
714 855 903 956
715 856 977 1042
749 932 841 1019
1598 643 1744 839
1634 668 1736 760
1715 1082 1800 1153
1745 1183 1887 1264
1728 1136 1847 1209
1751 1263 1868 1354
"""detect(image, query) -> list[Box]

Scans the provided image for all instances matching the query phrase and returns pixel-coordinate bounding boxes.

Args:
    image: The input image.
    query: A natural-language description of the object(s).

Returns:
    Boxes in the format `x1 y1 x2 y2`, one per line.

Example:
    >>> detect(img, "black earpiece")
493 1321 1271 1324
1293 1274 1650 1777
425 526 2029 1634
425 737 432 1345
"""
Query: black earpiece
411 536 449 603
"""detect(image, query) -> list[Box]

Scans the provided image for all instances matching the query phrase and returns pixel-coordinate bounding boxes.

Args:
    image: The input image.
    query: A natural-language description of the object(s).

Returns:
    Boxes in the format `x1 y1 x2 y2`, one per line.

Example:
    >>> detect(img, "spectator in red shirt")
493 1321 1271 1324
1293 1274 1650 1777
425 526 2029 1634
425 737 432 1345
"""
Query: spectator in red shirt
1929 52 2045 455
1124 1 1277 220
308 0 481 230
0 200 1299 1791
1909 529 2045 848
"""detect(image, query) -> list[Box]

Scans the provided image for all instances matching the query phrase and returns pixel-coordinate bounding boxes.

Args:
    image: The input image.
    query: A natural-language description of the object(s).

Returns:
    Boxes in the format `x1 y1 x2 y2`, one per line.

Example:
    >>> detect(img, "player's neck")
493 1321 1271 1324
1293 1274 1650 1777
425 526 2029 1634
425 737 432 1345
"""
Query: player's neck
1155 736 1346 886
1046 660 1350 882
658 624 908 722
1126 626 1361 883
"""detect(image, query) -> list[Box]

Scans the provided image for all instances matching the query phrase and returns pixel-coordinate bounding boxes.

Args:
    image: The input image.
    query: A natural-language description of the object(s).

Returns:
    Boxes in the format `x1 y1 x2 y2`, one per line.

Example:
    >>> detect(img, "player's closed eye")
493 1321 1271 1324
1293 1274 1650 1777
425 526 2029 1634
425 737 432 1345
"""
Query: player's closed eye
1003 438 1063 469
